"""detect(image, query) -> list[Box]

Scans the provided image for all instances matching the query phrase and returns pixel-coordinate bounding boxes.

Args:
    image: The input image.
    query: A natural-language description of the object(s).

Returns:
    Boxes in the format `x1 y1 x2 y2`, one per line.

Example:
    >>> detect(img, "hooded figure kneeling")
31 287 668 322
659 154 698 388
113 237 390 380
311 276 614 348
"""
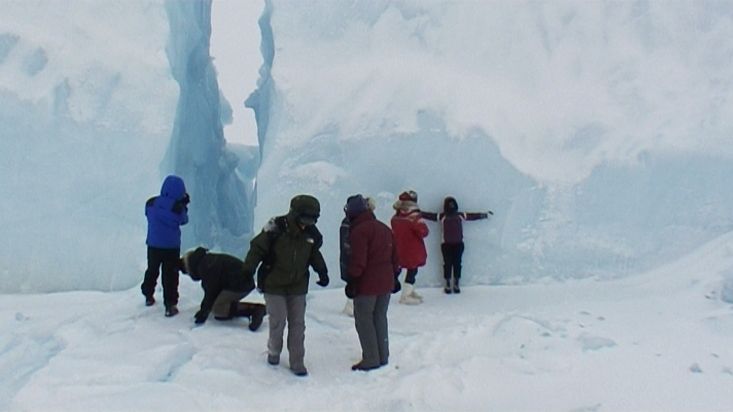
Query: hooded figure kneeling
180 247 266 331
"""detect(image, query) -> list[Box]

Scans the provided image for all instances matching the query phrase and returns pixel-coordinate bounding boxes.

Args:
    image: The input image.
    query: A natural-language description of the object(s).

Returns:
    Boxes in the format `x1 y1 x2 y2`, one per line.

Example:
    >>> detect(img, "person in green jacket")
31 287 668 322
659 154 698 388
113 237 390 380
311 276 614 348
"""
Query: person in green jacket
242 194 329 377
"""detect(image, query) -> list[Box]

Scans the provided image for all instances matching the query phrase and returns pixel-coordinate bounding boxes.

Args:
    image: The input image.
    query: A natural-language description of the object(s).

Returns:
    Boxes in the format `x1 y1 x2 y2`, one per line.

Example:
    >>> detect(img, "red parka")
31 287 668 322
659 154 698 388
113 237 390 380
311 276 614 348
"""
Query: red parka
390 209 429 269
347 211 399 296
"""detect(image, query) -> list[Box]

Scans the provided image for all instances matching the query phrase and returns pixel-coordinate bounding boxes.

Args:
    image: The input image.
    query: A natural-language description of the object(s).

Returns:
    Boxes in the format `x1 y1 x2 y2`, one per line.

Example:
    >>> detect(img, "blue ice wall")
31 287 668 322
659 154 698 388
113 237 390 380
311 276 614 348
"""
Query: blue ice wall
164 0 254 253
251 0 733 286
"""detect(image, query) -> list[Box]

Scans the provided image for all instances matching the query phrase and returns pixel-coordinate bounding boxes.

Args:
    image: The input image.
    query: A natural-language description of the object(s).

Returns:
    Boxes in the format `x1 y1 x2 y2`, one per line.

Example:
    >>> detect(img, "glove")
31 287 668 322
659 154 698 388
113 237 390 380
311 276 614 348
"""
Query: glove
392 279 401 294
194 310 207 324
392 271 401 294
488 210 494 216
172 200 186 214
344 282 356 299
181 193 190 205
316 272 330 287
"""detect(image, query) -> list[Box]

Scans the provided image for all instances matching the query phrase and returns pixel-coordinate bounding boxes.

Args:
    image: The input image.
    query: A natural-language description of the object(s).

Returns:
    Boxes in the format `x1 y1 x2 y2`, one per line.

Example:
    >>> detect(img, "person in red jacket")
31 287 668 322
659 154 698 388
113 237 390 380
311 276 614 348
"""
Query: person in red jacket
344 194 400 371
391 190 429 305
422 196 492 294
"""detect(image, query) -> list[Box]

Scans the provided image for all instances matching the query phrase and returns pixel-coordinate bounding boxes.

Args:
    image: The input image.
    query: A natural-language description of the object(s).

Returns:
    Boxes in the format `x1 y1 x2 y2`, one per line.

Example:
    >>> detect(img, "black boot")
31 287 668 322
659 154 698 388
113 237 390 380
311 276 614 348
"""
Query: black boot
452 278 461 294
234 302 266 331
248 305 266 332
165 305 179 317
443 278 452 294
453 266 462 294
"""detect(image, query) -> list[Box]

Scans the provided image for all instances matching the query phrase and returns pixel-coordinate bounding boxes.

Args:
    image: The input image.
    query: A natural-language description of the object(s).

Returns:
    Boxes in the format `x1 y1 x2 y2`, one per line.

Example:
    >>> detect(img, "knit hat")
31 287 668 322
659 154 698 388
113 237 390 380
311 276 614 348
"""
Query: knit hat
345 194 368 218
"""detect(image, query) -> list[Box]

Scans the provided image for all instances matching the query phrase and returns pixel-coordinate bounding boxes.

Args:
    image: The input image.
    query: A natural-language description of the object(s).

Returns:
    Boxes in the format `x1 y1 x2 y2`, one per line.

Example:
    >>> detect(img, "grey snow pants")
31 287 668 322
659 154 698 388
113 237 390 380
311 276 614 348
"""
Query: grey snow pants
353 294 391 367
264 293 307 370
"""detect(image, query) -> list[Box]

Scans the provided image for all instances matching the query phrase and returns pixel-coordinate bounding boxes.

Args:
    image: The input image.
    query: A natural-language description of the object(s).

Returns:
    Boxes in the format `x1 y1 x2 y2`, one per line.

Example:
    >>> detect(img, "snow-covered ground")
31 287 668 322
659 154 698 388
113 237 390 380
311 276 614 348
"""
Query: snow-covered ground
3 233 732 412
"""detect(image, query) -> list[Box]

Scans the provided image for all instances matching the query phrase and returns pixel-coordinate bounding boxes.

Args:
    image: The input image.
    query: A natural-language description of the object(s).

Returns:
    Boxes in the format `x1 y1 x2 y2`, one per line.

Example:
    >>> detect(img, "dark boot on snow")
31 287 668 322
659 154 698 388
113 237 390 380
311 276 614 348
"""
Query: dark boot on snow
165 305 179 317
443 278 452 294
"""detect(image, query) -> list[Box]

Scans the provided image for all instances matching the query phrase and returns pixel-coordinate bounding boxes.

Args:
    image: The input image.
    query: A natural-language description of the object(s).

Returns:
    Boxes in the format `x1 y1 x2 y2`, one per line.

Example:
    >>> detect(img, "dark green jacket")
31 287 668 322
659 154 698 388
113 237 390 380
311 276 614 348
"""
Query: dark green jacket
243 213 328 295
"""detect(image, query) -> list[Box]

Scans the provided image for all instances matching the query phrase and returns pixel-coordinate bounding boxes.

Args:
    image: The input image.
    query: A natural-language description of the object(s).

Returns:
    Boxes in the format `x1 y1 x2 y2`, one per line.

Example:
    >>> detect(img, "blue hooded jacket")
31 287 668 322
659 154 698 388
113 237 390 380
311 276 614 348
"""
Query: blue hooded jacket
145 175 189 248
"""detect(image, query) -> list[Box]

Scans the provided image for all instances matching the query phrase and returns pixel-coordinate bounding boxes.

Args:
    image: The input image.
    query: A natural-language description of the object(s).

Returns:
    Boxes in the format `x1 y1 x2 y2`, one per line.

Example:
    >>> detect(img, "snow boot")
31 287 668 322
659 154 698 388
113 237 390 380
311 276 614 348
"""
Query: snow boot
443 278 452 294
165 305 179 317
452 278 461 294
267 354 280 366
231 302 266 331
248 305 266 332
351 361 380 371
410 286 424 302
399 283 421 305
145 295 155 306
343 299 354 317
291 366 308 377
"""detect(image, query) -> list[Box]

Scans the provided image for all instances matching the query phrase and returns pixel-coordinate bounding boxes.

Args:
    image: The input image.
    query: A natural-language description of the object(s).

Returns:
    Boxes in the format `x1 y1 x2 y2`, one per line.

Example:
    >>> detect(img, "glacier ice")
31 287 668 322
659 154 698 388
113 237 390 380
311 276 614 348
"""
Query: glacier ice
1 0 733 293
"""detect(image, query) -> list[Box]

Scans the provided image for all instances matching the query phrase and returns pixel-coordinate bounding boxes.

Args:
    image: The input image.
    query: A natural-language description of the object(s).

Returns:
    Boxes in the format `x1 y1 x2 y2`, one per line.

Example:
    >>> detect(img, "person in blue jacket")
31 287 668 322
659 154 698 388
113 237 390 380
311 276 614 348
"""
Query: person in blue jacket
141 175 190 317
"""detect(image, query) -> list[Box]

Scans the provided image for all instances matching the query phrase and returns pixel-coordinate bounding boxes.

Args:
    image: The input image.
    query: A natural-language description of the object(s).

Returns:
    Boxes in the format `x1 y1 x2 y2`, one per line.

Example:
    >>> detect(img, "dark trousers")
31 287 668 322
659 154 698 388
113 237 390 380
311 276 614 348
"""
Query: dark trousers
141 246 180 307
441 242 465 281
354 294 390 367
404 268 419 285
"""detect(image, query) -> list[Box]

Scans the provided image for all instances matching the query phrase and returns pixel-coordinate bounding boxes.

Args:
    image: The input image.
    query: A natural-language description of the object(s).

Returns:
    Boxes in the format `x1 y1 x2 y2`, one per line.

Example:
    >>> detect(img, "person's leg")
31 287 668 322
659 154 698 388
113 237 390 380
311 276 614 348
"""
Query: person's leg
406 269 423 300
353 295 380 369
404 268 418 285
161 248 181 310
212 290 247 319
264 294 287 364
399 268 421 304
453 243 465 293
373 294 390 366
141 247 164 303
234 302 267 331
285 294 307 375
441 243 452 293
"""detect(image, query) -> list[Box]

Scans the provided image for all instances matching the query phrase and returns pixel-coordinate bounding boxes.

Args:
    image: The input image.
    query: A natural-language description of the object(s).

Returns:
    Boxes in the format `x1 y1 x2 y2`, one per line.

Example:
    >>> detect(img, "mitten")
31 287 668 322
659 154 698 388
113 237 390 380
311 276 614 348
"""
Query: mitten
316 272 330 287
172 200 186 214
344 282 357 299
181 193 190 205
392 272 402 293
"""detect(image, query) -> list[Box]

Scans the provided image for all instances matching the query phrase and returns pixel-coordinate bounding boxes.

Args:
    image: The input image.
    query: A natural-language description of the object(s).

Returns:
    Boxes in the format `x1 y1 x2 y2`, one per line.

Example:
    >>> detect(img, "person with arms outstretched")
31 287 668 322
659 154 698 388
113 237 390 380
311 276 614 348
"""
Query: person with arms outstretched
422 196 492 294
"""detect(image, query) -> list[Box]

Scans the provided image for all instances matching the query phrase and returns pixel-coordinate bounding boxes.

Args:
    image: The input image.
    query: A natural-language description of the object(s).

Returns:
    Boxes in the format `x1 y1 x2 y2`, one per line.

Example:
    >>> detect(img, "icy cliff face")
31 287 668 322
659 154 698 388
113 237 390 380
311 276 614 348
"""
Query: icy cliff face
0 0 177 292
0 0 255 292
252 0 733 284
1 0 732 292
164 0 255 255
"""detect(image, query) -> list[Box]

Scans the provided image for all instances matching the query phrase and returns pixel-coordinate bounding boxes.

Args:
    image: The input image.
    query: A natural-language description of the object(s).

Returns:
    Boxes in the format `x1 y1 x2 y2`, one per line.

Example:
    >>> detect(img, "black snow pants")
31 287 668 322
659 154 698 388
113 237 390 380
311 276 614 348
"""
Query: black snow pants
141 246 180 307
440 242 465 281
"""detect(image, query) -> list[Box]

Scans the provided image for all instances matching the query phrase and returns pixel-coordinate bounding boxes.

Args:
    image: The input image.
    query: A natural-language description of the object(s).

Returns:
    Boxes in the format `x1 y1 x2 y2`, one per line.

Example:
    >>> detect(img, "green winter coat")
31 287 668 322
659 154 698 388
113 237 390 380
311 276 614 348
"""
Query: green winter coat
243 212 328 296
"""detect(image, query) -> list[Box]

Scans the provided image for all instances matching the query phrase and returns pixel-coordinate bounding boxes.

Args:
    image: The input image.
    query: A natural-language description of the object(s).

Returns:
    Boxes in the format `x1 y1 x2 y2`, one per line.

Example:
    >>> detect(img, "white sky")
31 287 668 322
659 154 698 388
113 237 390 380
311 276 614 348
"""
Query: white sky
210 0 262 146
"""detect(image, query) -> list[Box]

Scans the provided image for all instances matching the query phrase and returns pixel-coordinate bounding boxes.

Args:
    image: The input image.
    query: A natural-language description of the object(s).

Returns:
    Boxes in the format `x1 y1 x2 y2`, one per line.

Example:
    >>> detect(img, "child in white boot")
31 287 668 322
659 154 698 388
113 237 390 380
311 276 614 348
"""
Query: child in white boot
391 190 429 305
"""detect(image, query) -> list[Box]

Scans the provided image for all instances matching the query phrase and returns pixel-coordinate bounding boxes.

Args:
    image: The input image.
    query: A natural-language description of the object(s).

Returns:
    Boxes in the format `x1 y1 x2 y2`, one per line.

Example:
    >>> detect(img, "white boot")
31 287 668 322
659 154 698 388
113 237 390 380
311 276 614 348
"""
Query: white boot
410 286 424 302
400 284 422 305
342 299 354 317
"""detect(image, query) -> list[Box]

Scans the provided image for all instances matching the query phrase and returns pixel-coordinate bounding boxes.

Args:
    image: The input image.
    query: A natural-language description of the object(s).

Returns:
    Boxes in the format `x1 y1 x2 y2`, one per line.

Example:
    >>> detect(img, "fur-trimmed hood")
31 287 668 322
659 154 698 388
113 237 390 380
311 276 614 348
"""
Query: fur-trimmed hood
181 247 208 280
